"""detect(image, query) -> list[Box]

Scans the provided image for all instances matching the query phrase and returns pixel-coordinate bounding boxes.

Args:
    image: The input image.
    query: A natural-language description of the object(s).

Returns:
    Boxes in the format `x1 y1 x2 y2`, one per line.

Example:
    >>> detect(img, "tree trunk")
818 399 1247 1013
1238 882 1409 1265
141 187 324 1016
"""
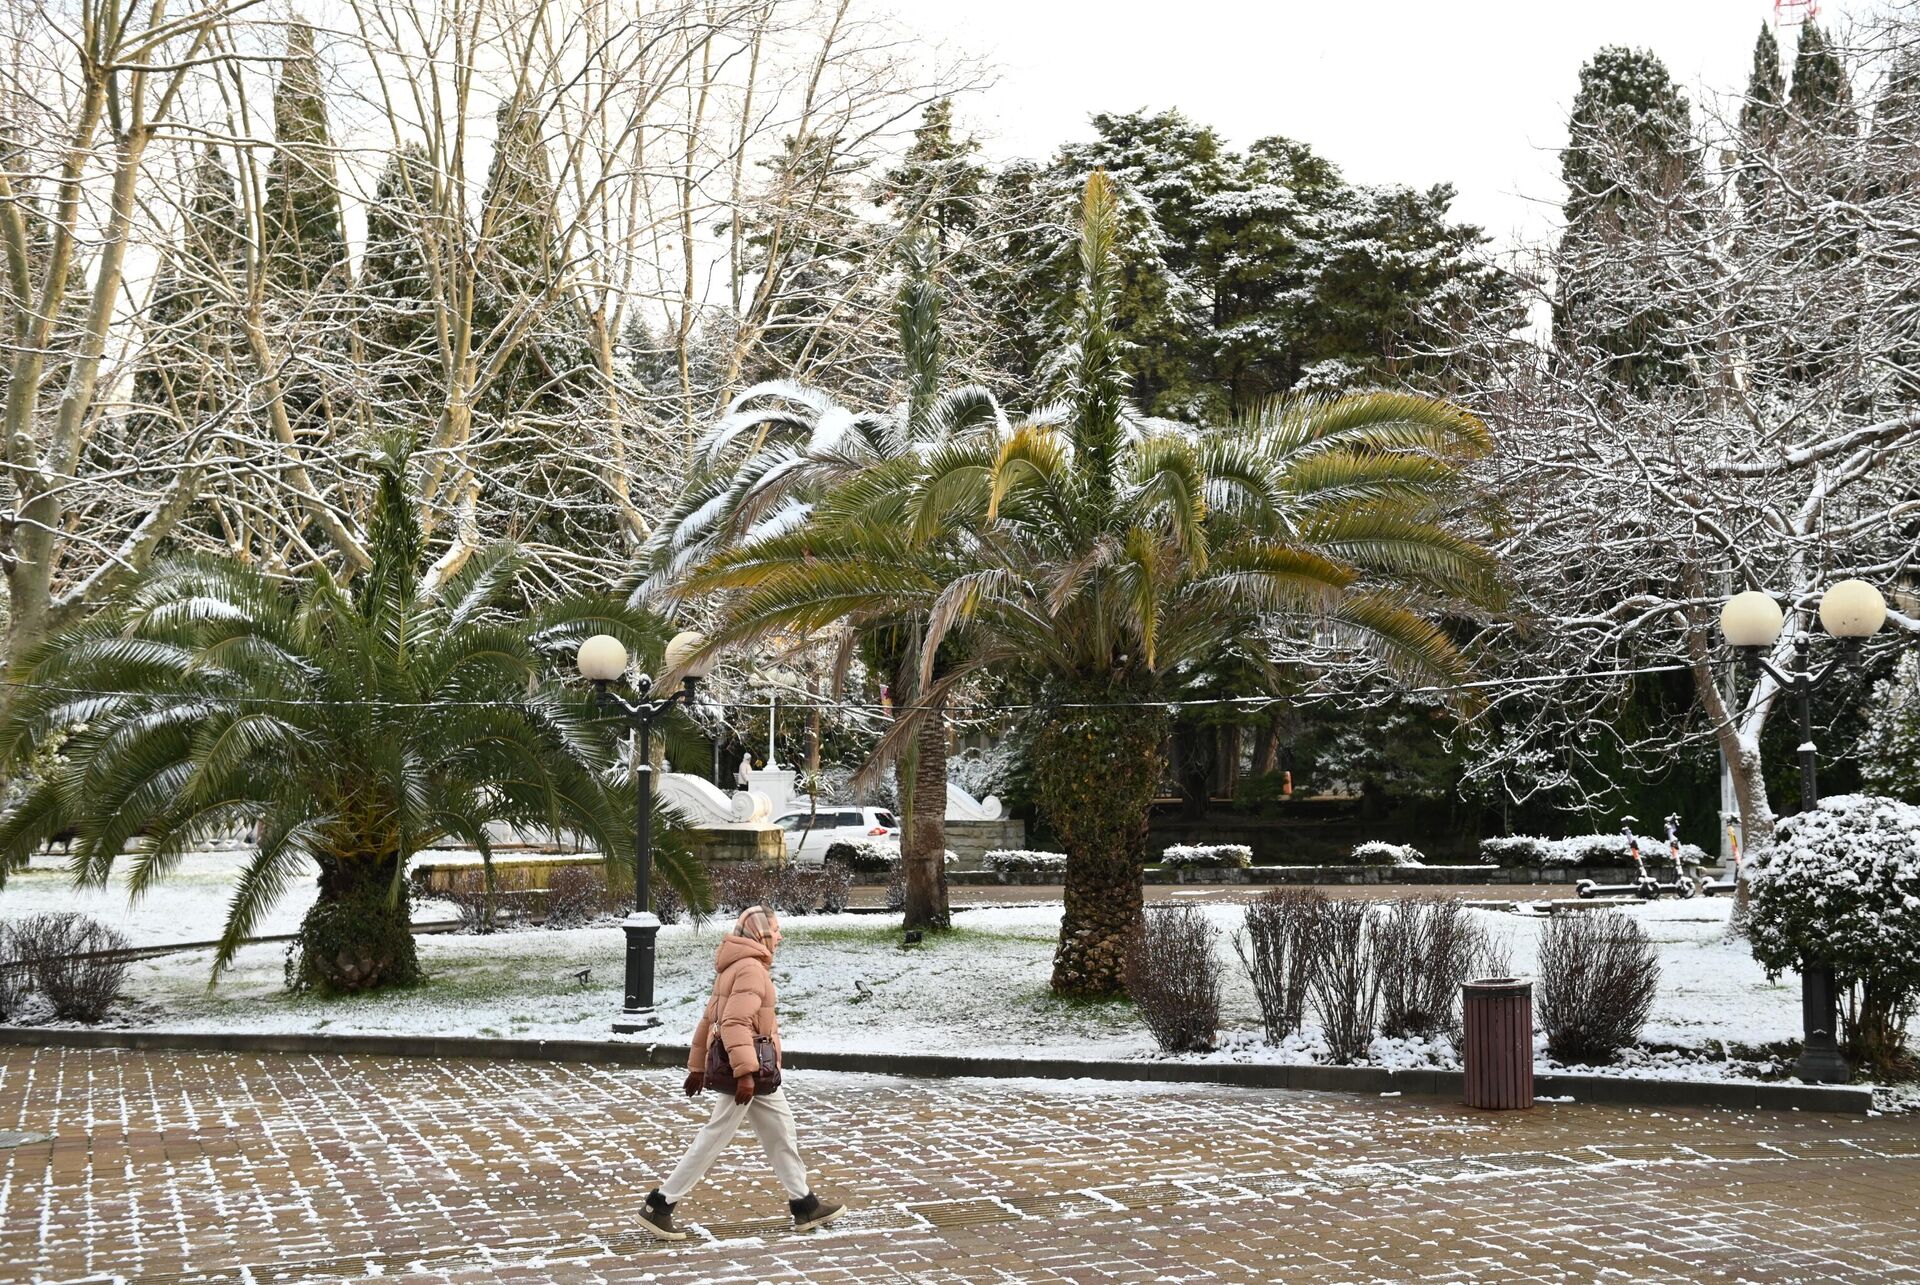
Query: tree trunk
1033 696 1168 997
903 699 950 931
293 852 420 994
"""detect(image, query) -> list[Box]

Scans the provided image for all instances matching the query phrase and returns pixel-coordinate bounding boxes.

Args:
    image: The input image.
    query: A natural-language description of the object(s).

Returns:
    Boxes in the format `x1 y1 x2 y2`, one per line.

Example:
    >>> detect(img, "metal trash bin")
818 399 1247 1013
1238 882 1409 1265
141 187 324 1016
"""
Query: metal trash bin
1461 977 1533 1110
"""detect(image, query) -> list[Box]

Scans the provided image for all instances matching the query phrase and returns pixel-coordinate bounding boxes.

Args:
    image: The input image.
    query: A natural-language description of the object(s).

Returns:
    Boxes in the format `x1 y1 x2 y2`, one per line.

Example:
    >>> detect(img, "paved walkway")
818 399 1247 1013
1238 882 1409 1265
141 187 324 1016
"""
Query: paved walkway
4 1047 1917 1284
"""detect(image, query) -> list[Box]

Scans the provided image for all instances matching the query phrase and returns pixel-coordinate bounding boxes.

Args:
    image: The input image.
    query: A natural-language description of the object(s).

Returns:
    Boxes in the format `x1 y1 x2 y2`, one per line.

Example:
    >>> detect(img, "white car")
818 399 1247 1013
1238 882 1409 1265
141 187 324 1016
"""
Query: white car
773 806 898 864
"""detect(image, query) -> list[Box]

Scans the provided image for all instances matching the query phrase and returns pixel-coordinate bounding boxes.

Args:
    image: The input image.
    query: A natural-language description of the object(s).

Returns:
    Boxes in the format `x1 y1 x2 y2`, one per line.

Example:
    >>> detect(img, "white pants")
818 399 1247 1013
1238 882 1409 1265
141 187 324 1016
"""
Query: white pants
659 1088 811 1204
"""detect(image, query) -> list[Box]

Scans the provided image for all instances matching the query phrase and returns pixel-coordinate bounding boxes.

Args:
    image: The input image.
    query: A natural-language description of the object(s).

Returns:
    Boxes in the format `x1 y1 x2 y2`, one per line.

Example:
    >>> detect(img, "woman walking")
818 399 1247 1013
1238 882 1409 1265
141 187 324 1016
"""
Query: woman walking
641 905 844 1240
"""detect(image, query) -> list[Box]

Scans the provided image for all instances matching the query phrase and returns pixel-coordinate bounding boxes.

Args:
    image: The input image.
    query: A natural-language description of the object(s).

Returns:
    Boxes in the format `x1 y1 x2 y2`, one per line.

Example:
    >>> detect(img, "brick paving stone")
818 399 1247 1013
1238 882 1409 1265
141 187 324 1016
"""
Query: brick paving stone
4 1046 1920 1284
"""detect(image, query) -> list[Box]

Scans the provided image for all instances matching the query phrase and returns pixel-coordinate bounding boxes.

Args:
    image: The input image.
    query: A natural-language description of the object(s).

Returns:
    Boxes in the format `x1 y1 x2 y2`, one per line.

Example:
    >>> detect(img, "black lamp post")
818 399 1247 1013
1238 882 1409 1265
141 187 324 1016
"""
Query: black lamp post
1720 578 1889 1084
576 630 715 1033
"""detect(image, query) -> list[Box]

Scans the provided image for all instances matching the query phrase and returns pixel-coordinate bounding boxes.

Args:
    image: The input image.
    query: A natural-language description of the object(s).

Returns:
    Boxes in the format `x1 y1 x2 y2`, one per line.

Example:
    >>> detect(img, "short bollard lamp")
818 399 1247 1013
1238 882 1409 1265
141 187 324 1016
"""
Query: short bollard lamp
1719 579 1889 1083
577 630 717 1032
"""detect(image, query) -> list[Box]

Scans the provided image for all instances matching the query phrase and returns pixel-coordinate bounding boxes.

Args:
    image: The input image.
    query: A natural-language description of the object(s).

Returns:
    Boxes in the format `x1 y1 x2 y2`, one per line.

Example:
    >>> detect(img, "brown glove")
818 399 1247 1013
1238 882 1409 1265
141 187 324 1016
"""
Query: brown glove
733 1074 755 1105
683 1071 703 1098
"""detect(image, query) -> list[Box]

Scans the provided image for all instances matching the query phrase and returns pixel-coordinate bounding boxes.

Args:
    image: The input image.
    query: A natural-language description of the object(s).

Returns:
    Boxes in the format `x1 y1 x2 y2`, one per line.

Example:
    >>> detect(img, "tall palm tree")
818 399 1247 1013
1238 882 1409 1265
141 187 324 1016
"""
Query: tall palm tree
686 173 1503 996
0 446 693 992
639 232 1007 930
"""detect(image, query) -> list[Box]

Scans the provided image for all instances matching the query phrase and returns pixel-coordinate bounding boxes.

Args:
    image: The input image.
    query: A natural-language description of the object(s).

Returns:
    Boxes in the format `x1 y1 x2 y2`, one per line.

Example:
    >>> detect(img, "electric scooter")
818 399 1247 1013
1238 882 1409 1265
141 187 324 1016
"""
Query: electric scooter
1576 817 1664 899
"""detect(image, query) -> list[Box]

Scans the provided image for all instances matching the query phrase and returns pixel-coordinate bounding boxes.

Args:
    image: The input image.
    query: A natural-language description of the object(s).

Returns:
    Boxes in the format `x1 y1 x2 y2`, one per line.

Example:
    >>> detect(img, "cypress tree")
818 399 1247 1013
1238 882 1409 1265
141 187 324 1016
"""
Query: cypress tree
1738 25 1788 213
1552 47 1700 393
1788 21 1854 138
881 98 985 245
263 21 348 296
360 143 439 425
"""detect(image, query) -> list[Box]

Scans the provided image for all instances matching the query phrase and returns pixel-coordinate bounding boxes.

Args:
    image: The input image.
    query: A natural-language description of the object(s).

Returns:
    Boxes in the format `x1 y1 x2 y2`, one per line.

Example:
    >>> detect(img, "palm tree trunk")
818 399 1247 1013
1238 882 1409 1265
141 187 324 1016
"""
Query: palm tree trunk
1034 697 1168 997
903 699 951 931
295 852 421 994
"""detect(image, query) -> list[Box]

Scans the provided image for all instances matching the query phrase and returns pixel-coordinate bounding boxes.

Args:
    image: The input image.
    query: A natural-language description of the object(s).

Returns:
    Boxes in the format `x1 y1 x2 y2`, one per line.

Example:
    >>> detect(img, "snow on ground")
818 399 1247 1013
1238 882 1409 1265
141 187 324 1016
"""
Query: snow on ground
0 849 443 946
7 849 1902 1086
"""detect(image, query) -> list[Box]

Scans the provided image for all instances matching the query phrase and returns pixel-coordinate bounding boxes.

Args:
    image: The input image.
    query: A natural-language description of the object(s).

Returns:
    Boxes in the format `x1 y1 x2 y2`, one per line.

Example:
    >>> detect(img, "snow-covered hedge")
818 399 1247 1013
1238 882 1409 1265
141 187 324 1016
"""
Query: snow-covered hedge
823 840 898 872
1352 841 1425 867
1159 843 1253 869
1480 833 1709 868
1747 794 1920 1071
985 849 1067 874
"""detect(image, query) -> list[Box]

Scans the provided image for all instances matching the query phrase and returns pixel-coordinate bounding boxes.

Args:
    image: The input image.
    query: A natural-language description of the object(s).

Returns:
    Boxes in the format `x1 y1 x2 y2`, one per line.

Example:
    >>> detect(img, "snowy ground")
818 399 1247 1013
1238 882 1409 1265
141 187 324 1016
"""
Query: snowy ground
0 850 443 945
6 848 1907 1092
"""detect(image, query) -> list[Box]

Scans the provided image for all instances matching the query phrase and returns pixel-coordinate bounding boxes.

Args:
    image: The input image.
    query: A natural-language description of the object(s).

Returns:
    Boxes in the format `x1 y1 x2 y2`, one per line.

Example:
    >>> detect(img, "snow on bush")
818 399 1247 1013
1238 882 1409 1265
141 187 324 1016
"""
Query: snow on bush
1747 794 1920 1074
1352 841 1425 867
1158 843 1253 869
985 849 1067 874
1480 833 1708 868
823 840 899 872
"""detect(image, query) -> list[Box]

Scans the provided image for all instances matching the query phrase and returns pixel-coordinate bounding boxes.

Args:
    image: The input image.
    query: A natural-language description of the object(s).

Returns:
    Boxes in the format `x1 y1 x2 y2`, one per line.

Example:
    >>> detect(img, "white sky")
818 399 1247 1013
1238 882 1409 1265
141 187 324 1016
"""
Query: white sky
900 0 1860 251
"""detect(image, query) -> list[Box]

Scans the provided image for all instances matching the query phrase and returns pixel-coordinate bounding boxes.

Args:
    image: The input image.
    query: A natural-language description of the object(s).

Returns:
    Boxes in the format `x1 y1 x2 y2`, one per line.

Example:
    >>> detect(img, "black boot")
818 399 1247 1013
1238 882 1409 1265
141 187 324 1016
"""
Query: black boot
641 1189 687 1241
789 1191 845 1232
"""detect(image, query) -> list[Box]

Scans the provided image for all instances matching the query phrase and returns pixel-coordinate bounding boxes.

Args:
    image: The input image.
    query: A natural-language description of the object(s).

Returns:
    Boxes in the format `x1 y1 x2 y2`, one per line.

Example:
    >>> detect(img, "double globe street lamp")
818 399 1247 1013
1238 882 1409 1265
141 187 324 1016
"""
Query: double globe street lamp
1719 578 1889 1083
577 629 716 1033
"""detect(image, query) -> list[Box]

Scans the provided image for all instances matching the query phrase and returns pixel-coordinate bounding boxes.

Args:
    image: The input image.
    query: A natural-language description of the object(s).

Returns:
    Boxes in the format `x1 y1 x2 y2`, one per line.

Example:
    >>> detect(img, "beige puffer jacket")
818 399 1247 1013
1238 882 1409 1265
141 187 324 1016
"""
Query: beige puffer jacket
686 934 782 1080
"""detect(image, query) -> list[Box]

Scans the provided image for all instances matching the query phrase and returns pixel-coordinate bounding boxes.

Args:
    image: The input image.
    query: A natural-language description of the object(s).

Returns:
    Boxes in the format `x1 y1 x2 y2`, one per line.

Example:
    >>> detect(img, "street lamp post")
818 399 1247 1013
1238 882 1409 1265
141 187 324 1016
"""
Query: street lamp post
1719 579 1888 1083
577 630 717 1033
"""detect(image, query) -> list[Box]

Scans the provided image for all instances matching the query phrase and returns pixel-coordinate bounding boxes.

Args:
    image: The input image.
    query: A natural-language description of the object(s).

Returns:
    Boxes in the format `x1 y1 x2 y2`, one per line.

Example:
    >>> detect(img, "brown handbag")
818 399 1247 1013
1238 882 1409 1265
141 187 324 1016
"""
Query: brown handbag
704 1033 782 1094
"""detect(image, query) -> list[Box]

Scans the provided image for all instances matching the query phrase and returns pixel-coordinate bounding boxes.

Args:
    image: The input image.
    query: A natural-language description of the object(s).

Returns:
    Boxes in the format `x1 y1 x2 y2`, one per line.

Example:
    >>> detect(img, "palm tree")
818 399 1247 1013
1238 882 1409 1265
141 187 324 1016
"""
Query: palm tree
639 232 1007 930
686 172 1502 996
0 446 694 993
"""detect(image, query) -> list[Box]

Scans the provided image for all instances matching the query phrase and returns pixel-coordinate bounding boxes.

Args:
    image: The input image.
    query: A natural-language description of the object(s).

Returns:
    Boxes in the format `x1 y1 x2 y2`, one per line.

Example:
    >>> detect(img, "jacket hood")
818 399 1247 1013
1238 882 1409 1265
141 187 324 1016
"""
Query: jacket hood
714 934 773 973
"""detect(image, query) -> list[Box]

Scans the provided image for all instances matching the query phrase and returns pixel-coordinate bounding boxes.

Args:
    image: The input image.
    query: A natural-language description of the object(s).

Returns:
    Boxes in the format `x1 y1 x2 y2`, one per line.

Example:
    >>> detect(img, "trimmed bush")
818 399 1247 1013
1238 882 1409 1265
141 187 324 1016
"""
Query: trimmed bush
1748 794 1920 1077
1352 841 1425 867
1309 900 1381 1064
1158 843 1253 869
884 865 907 912
985 849 1067 875
1234 888 1325 1043
1125 905 1222 1053
1536 912 1660 1065
1371 897 1489 1041
1481 833 1709 869
825 840 900 873
10 912 129 1022
713 863 843 917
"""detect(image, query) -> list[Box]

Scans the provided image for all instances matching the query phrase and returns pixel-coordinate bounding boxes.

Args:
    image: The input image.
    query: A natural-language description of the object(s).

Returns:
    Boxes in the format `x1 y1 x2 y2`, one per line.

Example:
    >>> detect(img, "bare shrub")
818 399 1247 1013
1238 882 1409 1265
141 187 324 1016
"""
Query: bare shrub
1124 905 1222 1053
884 865 907 913
713 863 767 916
13 913 129 1023
1308 900 1382 1064
1234 888 1326 1043
0 922 25 1021
819 861 852 913
544 867 606 928
1373 898 1492 1042
653 882 686 925
769 866 820 917
1536 912 1661 1065
434 869 510 933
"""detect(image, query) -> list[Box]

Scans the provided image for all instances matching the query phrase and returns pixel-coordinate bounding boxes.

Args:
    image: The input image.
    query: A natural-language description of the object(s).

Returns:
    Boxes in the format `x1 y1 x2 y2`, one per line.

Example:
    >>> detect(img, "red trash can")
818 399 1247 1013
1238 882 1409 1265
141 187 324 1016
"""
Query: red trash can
1461 977 1533 1110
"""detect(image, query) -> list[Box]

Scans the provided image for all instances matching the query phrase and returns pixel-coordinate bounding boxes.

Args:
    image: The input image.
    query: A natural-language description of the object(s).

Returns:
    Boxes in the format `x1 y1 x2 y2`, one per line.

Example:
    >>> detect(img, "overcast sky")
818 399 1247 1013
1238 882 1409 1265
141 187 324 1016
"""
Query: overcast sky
899 0 1860 251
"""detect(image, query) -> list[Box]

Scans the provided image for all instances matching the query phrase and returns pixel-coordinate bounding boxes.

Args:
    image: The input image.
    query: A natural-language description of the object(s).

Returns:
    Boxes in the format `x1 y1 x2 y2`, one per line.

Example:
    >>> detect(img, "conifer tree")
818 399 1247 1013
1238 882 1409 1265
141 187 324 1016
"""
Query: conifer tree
1788 21 1854 138
1552 46 1701 393
263 21 349 296
880 99 985 245
1738 24 1788 212
359 143 440 425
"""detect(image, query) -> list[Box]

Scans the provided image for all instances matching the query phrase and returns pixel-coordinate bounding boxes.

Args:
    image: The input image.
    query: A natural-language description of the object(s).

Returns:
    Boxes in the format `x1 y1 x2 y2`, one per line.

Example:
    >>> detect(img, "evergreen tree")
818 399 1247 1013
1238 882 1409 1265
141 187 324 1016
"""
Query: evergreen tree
879 99 986 245
359 143 440 425
1552 47 1701 393
1788 20 1854 139
470 101 604 554
263 22 348 296
1738 24 1787 212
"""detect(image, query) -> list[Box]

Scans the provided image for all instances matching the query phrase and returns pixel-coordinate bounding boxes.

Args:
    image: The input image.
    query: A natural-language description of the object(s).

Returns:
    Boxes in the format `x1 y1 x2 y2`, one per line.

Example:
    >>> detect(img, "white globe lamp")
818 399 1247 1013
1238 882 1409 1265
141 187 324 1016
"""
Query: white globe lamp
576 634 629 683
1817 579 1887 640
1719 591 1784 648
